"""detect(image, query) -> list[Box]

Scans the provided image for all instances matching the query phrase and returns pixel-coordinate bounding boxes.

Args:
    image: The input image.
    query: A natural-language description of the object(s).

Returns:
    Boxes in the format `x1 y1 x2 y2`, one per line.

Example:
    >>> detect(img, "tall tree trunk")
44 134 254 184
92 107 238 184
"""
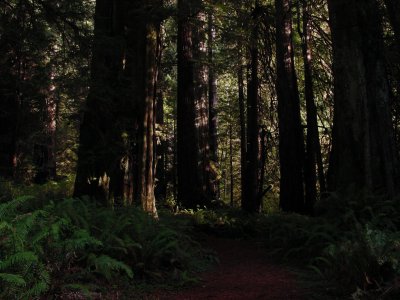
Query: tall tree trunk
35 89 58 184
74 0 125 203
229 124 234 207
298 0 325 214
0 93 16 178
208 12 218 162
258 127 267 207
155 90 167 201
242 3 261 213
0 69 20 179
177 0 202 208
124 2 148 206
327 0 399 197
124 0 162 216
177 0 213 208
154 23 166 202
45 91 57 180
238 61 247 210
173 118 178 204
276 0 305 213
138 17 160 217
208 11 219 199
194 9 214 203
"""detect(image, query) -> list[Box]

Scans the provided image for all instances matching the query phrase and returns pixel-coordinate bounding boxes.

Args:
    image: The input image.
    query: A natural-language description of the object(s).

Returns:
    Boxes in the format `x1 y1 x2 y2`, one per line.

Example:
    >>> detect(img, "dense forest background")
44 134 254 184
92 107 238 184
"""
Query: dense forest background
1 0 400 299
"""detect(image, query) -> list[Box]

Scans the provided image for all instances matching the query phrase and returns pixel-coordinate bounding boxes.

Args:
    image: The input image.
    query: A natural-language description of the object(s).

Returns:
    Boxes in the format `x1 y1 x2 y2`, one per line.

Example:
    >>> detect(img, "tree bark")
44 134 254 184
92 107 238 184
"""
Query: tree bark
238 61 247 210
208 12 218 164
258 127 267 207
34 88 58 184
208 11 219 199
177 0 202 208
242 3 261 213
177 0 214 208
137 17 160 217
298 0 325 214
74 0 125 203
229 124 234 207
155 90 167 201
74 0 162 216
276 0 305 213
327 0 399 197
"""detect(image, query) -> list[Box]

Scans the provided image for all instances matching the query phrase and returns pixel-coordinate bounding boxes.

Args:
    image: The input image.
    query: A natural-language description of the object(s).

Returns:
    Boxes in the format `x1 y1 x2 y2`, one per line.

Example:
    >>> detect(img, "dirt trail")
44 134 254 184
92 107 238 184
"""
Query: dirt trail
156 236 306 300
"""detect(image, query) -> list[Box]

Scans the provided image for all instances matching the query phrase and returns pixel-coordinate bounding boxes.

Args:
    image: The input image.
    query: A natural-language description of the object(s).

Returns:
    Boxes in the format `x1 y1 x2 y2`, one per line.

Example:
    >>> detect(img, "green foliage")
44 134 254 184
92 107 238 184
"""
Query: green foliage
0 177 75 205
0 195 212 299
0 196 51 299
263 194 400 299
87 254 133 281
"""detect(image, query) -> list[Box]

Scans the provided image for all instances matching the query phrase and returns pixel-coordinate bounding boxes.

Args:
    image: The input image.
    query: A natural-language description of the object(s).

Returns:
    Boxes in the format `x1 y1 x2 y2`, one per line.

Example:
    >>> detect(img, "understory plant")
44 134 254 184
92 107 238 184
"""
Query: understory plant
262 193 400 299
0 195 211 299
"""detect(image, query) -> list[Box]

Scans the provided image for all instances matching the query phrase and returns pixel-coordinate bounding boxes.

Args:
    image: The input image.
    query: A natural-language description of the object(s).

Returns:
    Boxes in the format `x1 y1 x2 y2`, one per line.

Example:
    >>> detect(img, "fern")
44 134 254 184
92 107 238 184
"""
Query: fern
26 280 49 298
0 194 213 298
0 196 33 218
0 273 26 286
87 254 133 281
65 229 103 252
0 251 38 270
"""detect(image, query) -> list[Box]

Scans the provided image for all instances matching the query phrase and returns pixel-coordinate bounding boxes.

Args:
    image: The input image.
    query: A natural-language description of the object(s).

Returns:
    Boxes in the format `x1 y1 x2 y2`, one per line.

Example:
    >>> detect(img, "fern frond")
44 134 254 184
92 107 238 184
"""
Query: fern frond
87 254 133 281
0 196 34 219
0 273 26 286
15 210 49 242
25 280 49 298
0 251 38 270
65 229 103 252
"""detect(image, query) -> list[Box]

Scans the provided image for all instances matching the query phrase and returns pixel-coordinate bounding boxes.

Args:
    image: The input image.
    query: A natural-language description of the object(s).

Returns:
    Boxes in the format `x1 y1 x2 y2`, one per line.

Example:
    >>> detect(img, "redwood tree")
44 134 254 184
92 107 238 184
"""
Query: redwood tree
74 0 125 203
177 0 214 208
276 0 305 213
242 2 262 213
327 0 399 197
74 0 162 216
298 0 325 214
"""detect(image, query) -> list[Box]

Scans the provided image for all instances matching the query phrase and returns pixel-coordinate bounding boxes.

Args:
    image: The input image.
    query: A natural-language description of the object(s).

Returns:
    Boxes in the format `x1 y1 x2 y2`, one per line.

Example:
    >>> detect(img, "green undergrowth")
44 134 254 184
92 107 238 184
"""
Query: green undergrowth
0 176 75 204
185 194 400 299
0 192 215 299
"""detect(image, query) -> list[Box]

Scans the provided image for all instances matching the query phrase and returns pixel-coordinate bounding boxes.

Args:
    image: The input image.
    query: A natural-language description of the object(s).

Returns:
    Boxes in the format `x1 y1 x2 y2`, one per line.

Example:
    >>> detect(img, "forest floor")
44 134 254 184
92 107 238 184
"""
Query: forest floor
148 235 309 300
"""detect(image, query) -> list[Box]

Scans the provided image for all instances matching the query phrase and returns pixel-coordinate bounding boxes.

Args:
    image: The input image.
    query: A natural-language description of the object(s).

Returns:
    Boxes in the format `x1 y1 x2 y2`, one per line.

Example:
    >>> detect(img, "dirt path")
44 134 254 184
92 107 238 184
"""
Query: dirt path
155 236 306 300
